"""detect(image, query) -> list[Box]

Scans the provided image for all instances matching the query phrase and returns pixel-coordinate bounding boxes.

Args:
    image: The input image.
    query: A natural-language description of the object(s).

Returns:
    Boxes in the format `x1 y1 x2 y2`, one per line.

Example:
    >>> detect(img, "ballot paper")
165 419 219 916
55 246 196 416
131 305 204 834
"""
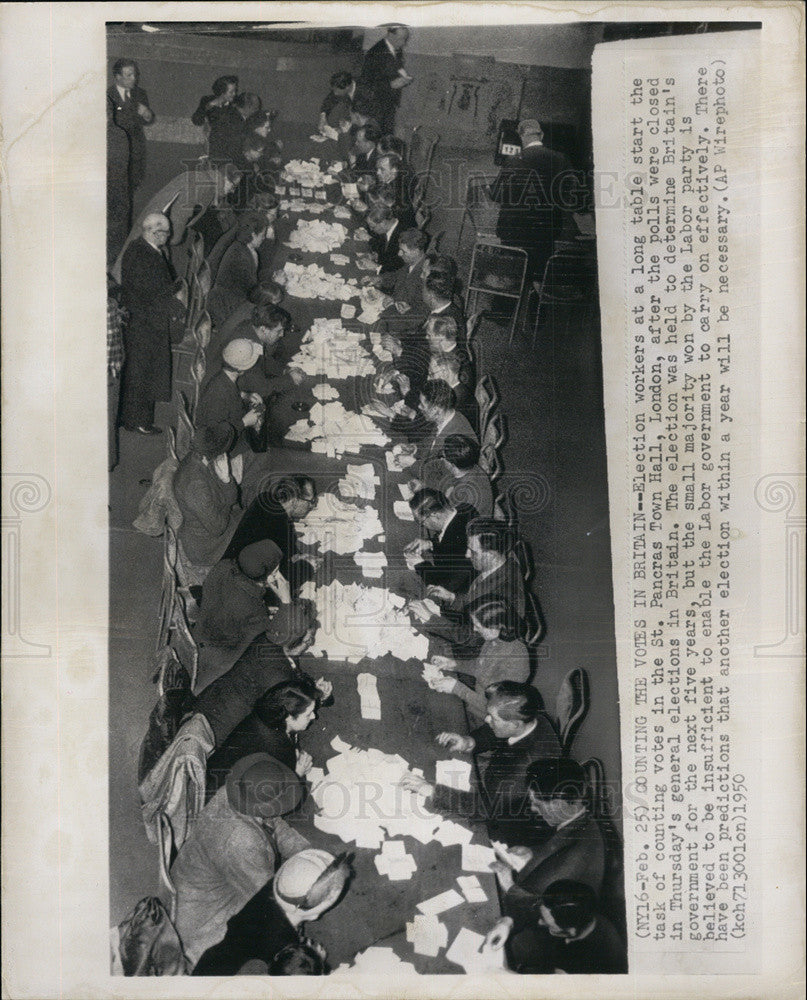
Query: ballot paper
281 262 359 302
306 766 326 790
334 946 418 975
393 500 415 521
296 494 384 554
311 382 339 401
357 672 381 720
372 344 394 362
444 928 489 973
340 303 357 319
353 550 387 579
416 889 464 917
353 226 370 241
315 190 328 201
432 819 475 848
491 839 530 872
311 739 442 848
286 219 349 254
457 874 488 904
333 205 352 219
329 252 349 265
282 158 330 188
461 843 497 873
279 198 328 215
309 133 328 143
298 580 317 602
397 482 414 501
304 579 430 662
405 914 449 957
357 285 391 325
341 183 359 200
422 661 446 685
337 463 380 501
435 758 473 793
374 840 417 881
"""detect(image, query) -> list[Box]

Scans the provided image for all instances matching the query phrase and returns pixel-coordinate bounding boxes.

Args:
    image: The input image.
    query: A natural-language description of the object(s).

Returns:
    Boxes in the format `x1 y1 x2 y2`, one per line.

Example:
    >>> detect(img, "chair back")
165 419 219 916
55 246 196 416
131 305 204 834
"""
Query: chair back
174 389 194 460
169 590 199 691
474 373 498 438
479 443 503 482
196 259 212 299
156 526 178 652
185 229 204 283
523 589 545 646
481 410 505 454
556 667 590 755
537 249 599 303
193 309 212 350
190 346 207 420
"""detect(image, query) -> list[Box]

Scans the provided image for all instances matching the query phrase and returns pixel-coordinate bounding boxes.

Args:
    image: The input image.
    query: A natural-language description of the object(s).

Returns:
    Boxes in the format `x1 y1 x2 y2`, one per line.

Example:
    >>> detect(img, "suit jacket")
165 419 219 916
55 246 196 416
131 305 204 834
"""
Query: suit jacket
107 83 152 187
428 409 479 459
415 503 476 592
381 255 427 308
120 237 176 342
196 559 275 650
359 38 404 122
428 717 560 845
208 241 259 327
503 812 607 920
491 142 571 269
223 499 311 593
507 914 627 975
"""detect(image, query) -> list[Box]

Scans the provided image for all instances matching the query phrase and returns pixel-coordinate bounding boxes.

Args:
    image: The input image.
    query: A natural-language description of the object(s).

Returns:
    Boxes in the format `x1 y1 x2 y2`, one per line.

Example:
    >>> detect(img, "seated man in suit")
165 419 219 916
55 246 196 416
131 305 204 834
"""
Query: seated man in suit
410 516 525 657
366 204 403 273
485 878 627 975
400 681 560 846
492 757 606 906
378 227 428 314
412 434 493 518
422 271 466 343
428 351 478 431
416 379 478 459
405 488 475 594
374 151 416 229
348 120 382 178
223 475 321 594
208 214 268 328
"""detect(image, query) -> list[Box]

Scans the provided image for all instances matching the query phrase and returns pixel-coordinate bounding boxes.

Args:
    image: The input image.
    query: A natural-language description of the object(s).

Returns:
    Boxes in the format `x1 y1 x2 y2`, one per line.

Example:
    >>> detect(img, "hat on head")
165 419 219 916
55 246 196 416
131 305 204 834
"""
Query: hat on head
518 118 542 137
265 600 315 645
192 421 235 460
237 539 283 580
274 849 351 916
527 758 587 801
225 752 304 818
223 337 263 371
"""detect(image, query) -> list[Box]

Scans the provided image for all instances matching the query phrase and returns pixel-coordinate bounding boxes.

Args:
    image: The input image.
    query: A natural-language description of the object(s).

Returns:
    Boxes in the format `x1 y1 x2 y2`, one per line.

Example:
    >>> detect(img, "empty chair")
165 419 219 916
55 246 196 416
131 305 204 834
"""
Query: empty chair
456 174 499 253
465 239 529 345
525 248 599 346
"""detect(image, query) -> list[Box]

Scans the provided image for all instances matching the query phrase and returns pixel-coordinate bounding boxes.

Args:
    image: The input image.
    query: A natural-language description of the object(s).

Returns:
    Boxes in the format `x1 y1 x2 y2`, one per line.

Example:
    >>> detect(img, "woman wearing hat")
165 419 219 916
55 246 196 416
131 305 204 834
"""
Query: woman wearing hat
196 538 290 651
205 678 321 800
173 421 241 571
194 336 265 484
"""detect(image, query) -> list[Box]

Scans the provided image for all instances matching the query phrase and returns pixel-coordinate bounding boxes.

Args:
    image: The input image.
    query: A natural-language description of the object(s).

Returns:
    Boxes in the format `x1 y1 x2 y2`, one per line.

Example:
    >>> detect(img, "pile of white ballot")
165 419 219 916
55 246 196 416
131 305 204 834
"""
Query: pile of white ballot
281 262 358 301
357 285 392 324
285 400 390 453
304 580 430 662
285 218 349 253
281 157 331 188
294 493 384 554
278 198 328 215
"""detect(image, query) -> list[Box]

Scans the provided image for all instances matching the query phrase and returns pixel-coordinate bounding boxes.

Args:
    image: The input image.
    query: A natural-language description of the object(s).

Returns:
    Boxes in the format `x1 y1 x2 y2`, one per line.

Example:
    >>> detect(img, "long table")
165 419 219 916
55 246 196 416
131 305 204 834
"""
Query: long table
237 135 502 971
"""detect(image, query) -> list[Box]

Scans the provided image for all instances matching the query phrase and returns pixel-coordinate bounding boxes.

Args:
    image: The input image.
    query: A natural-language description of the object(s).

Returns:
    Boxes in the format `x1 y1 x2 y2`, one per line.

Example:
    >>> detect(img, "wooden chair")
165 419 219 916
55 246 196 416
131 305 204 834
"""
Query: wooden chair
174 389 194 461
185 229 204 283
190 346 207 420
474 374 498 440
169 589 199 690
479 443 503 482
196 259 212 299
156 529 178 653
556 667 590 755
193 309 212 351
523 589 545 646
165 425 179 464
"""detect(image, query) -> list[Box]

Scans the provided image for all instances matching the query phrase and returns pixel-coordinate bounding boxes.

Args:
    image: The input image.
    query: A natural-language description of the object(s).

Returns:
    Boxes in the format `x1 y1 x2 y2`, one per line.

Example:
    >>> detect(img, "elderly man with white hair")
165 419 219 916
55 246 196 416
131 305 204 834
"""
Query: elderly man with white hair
119 212 183 434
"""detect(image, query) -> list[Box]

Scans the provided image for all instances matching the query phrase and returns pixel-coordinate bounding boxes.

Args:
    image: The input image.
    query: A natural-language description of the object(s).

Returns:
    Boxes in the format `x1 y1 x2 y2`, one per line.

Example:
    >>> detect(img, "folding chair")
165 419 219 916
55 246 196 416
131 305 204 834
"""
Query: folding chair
525 248 599 346
193 309 212 351
456 174 499 254
556 667 590 755
174 389 194 460
465 239 529 346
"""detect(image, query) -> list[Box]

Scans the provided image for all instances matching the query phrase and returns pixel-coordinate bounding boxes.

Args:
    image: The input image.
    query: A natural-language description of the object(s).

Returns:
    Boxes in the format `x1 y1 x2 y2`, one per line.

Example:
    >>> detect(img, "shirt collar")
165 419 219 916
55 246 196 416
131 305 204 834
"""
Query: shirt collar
565 919 597 944
556 805 588 830
437 508 456 542
435 410 454 436
385 37 397 56
507 719 537 745
431 301 450 314
523 139 544 149
385 218 399 244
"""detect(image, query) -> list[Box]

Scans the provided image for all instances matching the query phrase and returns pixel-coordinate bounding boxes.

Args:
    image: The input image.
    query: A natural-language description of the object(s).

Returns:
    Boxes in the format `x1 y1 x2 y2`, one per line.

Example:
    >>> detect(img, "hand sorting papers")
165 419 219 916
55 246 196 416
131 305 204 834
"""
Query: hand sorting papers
445 927 503 973
357 672 381 720
295 493 383 554
304 580 430 662
285 218 348 253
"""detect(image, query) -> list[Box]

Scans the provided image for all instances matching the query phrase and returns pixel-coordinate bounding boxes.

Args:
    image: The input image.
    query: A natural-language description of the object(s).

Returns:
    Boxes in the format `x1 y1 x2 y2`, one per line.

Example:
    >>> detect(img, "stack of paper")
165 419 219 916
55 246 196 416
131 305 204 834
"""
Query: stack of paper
374 840 416 881
357 672 381 720
334 946 418 975
295 494 384 554
461 843 497 873
329 252 349 265
385 445 418 472
281 262 359 302
353 227 370 242
416 889 464 916
353 549 388 579
337 463 381 501
435 759 473 793
286 218 349 253
304 579 430 662
405 914 449 957
491 839 531 872
433 820 474 848
358 285 393 324
281 158 330 188
457 874 488 904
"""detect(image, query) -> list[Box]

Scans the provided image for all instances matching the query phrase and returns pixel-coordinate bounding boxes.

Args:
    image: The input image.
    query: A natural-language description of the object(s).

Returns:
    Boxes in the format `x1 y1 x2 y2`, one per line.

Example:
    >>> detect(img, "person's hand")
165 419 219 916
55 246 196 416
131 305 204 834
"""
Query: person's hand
243 409 261 428
408 599 433 622
136 103 152 120
303 554 324 570
315 677 333 701
426 584 454 604
430 654 457 670
407 477 423 493
490 861 515 890
296 750 313 777
436 732 475 753
483 916 514 952
428 676 455 694
361 274 381 287
394 301 411 314
399 772 434 796
339 119 352 134
246 392 263 407
212 453 231 483
288 368 305 385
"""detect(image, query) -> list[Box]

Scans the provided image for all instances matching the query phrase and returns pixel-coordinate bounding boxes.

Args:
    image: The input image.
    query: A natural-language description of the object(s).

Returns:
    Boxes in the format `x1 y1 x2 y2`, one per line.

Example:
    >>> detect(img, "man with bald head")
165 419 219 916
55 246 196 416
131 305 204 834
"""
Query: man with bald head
120 212 182 434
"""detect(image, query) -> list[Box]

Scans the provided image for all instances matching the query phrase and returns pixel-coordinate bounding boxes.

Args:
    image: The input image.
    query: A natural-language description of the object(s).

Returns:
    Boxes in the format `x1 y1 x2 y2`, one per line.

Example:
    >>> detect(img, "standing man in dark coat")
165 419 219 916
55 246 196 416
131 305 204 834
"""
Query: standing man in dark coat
490 119 572 281
358 24 413 134
108 58 154 193
119 213 179 434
